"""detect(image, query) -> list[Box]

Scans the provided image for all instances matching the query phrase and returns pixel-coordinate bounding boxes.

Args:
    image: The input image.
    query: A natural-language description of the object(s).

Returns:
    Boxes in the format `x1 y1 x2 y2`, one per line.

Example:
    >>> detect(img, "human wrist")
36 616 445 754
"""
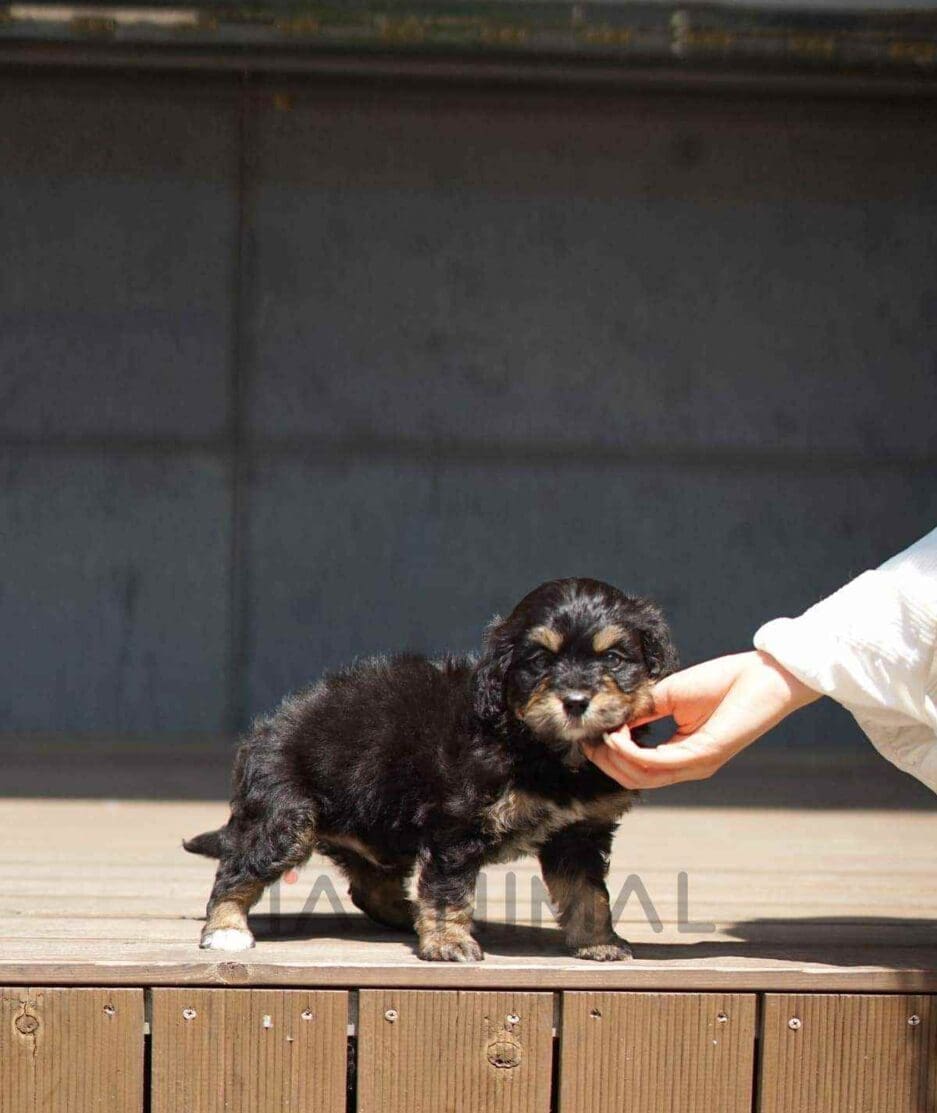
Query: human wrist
752 649 821 715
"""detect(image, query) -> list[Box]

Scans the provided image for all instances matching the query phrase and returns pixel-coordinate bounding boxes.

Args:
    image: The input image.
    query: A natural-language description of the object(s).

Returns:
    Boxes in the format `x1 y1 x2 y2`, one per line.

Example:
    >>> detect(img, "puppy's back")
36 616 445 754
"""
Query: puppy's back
232 653 488 832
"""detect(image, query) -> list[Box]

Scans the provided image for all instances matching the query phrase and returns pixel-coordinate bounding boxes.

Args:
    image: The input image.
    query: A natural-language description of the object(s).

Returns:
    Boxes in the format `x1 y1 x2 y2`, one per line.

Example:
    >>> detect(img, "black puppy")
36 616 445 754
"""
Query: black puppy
185 578 676 962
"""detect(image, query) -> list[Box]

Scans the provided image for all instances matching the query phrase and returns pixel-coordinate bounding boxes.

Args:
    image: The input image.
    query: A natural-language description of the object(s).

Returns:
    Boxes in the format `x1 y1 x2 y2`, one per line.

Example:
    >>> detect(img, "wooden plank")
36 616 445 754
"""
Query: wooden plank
0 987 143 1113
0 799 935 992
6 955 937 992
358 989 553 1113
559 991 756 1113
150 988 347 1113
759 993 937 1113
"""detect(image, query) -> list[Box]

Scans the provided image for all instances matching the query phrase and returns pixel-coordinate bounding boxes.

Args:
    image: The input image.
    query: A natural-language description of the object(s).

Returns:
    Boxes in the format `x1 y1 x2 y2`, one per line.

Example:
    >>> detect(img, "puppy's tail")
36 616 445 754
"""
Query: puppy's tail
182 825 228 859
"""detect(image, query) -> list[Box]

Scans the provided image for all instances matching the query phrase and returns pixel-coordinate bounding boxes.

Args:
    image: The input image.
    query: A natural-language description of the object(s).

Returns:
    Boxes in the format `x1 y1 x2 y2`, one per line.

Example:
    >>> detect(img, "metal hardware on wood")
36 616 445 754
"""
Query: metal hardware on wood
103 1004 116 1017
716 1013 728 1023
182 1008 197 1021
909 1015 921 1027
589 1008 602 1020
384 1008 399 1023
788 1017 802 1030
301 1009 313 1021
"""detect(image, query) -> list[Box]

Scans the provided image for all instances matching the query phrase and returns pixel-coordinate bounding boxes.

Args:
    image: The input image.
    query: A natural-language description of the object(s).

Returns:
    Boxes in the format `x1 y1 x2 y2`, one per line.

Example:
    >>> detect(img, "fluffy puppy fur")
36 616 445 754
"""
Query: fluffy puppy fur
185 577 677 962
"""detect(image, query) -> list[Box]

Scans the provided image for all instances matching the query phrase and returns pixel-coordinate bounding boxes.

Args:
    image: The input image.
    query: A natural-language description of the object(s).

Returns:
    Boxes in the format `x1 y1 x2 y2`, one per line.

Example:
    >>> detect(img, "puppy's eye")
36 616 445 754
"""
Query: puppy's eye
527 648 553 666
602 649 629 665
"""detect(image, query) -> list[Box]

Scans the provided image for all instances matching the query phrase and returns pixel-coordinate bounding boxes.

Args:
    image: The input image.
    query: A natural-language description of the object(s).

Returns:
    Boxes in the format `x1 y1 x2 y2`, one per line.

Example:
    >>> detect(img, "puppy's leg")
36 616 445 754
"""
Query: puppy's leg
539 822 632 961
415 841 484 962
201 864 264 952
331 850 414 930
200 811 314 951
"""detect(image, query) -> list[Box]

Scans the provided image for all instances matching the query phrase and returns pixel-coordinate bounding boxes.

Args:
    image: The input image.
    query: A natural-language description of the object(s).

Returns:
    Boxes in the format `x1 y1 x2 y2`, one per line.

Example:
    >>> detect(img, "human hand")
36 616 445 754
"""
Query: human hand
583 650 820 789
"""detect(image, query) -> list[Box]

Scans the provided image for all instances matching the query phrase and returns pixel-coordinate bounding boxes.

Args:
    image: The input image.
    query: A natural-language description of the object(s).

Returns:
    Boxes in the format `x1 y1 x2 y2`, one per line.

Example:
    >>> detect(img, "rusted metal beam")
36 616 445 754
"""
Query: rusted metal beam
0 2 935 92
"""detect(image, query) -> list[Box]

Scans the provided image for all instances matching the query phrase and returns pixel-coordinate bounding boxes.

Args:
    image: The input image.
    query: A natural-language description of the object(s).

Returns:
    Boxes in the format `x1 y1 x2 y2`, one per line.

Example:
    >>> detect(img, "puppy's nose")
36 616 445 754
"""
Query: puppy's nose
561 692 591 718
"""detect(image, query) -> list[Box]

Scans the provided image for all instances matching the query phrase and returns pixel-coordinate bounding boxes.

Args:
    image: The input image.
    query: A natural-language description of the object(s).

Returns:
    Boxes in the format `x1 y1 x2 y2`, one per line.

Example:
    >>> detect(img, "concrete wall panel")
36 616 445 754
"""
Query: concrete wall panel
0 78 236 439
0 451 230 732
248 91 937 454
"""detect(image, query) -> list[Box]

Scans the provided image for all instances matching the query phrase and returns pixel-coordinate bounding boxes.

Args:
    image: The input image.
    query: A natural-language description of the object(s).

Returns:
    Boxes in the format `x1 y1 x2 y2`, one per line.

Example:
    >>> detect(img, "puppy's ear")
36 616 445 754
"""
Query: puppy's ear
634 601 678 679
473 616 514 724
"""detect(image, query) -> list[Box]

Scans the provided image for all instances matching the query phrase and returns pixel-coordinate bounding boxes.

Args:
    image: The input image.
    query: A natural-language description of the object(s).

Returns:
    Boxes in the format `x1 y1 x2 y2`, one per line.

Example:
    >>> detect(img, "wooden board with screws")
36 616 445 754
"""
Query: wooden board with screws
759 993 937 1113
150 988 348 1113
357 990 555 1113
0 987 143 1113
558 991 757 1113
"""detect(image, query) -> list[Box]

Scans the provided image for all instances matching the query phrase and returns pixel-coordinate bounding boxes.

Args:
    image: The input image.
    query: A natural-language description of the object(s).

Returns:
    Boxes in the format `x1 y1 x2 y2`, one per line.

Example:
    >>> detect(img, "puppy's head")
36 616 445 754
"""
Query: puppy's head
474 578 676 763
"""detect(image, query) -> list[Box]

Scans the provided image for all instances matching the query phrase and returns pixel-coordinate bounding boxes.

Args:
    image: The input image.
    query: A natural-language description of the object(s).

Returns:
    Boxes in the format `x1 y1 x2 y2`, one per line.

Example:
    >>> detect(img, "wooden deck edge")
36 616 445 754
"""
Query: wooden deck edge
3 960 936 992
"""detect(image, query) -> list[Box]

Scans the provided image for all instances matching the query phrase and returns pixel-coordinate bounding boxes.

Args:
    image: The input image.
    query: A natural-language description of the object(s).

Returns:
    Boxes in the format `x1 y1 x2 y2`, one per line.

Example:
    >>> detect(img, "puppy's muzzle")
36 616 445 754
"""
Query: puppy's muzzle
560 691 591 719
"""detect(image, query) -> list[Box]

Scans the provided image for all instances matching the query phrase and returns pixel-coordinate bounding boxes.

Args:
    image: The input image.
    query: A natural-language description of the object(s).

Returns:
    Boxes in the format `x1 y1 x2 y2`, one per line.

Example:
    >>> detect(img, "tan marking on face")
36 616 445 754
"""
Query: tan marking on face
629 680 655 722
517 685 570 738
592 624 627 653
528 625 563 653
588 677 654 732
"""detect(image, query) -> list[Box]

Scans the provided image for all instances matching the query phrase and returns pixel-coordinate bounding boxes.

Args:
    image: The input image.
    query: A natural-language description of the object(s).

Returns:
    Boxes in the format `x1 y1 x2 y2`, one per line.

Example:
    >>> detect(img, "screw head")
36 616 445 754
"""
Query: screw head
384 1008 398 1023
788 1017 802 1031
909 1015 921 1027
589 1008 602 1020
716 1013 728 1024
300 1009 313 1021
103 1005 116 1018
182 1008 197 1021
15 1014 39 1035
506 1013 520 1026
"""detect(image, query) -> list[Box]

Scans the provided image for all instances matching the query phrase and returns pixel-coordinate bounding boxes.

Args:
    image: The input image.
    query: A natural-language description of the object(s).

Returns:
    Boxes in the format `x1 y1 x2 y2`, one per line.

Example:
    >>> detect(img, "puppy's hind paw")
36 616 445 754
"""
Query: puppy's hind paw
418 934 484 963
200 928 255 952
574 939 633 962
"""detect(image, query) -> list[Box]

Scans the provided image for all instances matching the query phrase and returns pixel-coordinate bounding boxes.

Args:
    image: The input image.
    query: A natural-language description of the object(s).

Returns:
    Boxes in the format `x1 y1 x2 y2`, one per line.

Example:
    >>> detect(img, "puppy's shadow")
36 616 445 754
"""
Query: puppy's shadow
249 912 569 957
638 916 937 969
249 913 937 968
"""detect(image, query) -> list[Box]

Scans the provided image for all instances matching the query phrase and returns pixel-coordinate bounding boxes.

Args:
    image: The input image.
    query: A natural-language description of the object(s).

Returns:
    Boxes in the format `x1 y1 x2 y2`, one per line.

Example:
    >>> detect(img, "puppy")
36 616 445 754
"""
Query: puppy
185 577 676 961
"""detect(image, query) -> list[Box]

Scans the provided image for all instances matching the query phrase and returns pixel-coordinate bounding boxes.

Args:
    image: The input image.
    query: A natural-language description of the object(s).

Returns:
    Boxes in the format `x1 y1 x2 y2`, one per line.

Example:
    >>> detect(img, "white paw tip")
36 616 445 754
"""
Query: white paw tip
200 928 255 952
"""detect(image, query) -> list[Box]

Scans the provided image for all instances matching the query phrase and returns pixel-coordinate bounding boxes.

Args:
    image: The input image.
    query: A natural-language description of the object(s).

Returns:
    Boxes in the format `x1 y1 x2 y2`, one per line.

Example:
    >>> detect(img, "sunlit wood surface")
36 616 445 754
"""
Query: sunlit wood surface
1 799 934 990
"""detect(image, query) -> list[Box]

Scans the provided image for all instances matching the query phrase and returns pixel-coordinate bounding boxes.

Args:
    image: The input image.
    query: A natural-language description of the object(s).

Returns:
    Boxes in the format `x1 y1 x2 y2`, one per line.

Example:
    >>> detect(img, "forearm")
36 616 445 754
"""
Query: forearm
697 651 820 768
755 527 937 788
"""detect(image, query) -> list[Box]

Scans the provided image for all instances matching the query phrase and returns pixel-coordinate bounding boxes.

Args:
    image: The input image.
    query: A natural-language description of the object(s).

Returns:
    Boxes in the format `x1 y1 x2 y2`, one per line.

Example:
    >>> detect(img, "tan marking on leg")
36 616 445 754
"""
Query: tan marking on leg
543 871 631 959
319 832 386 868
200 880 264 949
528 625 563 653
415 898 482 962
347 866 414 930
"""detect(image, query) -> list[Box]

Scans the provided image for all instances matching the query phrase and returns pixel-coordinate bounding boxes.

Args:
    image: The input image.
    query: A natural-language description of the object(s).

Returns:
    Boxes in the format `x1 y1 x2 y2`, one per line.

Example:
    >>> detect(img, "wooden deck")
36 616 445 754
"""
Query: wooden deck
2 798 935 992
2 798 936 1111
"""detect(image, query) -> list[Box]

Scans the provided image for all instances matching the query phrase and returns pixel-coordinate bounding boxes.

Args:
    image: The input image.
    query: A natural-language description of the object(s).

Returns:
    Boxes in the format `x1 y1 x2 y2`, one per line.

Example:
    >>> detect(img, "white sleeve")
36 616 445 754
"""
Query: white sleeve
753 527 937 791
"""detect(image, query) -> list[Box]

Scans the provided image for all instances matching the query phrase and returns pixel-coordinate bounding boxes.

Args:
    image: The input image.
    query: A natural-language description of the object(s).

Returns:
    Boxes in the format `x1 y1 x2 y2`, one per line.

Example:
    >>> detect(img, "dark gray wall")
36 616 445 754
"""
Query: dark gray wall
2 72 936 745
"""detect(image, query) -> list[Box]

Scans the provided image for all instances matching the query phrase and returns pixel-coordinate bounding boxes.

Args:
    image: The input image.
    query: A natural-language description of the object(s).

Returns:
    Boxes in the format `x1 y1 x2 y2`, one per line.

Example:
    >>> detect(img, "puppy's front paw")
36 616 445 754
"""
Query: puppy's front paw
418 933 484 963
574 939 633 962
200 928 255 952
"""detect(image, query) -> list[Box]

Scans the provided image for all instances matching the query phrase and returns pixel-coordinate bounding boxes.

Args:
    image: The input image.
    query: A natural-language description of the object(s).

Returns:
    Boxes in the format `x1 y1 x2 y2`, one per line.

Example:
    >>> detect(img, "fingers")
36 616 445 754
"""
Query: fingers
584 724 721 790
